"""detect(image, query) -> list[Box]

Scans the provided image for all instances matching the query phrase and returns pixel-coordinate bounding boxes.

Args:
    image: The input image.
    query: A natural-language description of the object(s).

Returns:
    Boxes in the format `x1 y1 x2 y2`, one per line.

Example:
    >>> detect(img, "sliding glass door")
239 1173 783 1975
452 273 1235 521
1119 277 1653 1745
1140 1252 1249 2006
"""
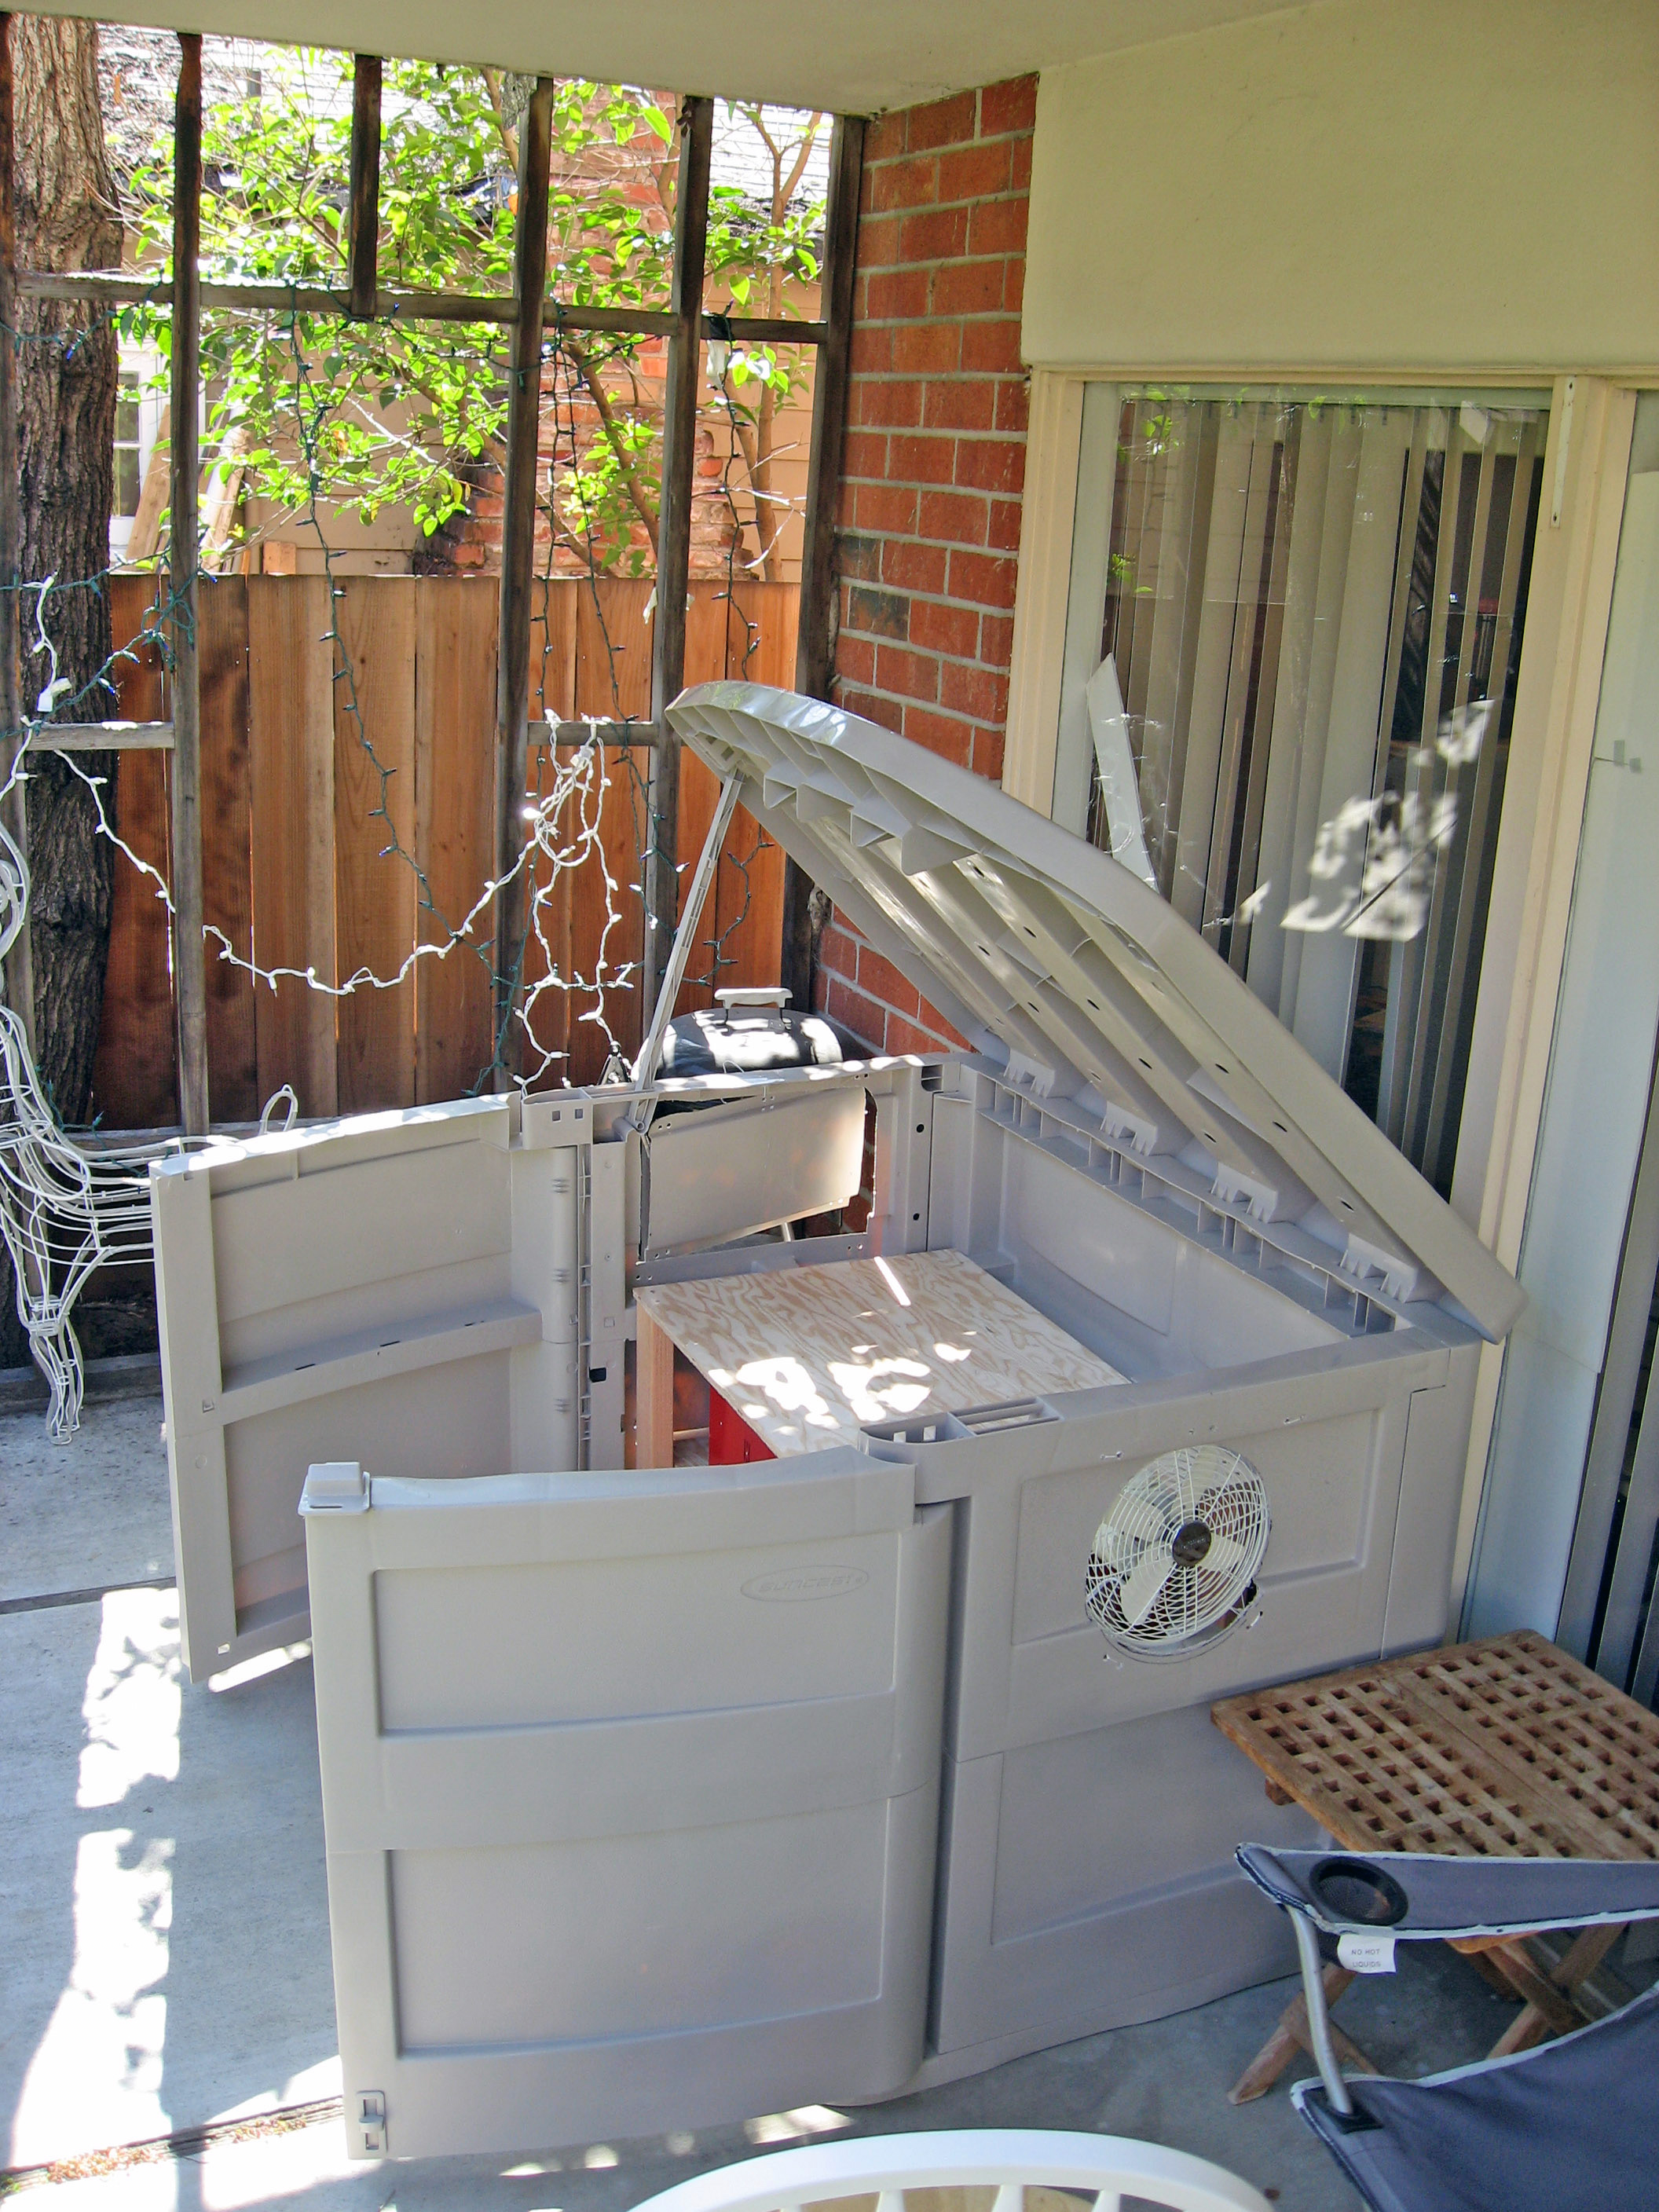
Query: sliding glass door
1057 385 1548 1195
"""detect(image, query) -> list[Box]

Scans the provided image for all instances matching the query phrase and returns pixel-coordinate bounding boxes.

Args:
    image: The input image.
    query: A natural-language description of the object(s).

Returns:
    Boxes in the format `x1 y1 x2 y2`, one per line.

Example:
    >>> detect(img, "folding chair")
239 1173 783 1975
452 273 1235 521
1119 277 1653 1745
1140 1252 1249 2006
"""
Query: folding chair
1237 1844 1659 2212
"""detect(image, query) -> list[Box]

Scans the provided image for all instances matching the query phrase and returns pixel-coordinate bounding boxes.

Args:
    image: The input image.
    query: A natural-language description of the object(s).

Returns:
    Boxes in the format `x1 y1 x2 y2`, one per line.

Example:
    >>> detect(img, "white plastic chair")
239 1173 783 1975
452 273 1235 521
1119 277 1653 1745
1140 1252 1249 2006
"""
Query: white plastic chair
624 2128 1272 2212
0 819 187 1437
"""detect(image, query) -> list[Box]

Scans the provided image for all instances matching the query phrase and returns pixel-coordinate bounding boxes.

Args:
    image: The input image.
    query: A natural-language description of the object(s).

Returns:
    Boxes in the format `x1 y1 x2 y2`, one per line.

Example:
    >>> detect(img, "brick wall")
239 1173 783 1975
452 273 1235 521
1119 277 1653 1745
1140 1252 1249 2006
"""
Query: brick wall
815 75 1035 1056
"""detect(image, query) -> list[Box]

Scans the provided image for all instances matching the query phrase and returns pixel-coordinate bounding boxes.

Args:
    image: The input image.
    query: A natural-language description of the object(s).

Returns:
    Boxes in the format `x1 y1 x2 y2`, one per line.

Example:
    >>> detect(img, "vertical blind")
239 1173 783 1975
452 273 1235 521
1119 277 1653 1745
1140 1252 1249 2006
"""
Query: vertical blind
1073 389 1547 1196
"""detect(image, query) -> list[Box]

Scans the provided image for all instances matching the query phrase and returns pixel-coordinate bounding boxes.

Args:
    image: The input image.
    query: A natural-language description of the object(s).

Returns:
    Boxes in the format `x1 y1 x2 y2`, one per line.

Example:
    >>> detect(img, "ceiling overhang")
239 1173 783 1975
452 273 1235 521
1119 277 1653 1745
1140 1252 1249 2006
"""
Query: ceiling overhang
31 0 1305 112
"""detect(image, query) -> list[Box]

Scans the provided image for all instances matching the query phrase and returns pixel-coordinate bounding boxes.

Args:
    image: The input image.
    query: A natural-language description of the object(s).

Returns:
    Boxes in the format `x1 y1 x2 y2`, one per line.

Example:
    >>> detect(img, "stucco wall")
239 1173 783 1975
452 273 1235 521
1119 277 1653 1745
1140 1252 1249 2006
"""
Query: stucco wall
1023 0 1659 378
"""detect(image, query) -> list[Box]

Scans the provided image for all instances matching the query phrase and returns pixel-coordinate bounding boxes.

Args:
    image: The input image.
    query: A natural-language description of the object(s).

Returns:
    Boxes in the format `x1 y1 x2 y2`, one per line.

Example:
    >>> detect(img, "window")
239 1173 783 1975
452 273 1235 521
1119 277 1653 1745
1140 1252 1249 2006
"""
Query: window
1057 385 1548 1196
109 346 167 565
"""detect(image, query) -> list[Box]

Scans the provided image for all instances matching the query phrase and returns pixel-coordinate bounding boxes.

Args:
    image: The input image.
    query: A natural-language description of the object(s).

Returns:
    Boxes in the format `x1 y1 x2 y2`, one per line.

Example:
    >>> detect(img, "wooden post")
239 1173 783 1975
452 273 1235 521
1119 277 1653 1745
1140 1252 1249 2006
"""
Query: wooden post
0 13 33 1049
347 56 383 321
170 31 209 1134
782 113 865 1014
491 75 555 1079
642 93 713 1029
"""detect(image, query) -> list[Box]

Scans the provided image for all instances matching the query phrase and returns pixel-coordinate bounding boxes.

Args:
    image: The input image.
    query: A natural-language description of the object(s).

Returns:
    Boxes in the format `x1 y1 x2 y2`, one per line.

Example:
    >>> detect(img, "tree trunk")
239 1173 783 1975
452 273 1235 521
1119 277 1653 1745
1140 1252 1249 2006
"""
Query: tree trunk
2 16 120 1371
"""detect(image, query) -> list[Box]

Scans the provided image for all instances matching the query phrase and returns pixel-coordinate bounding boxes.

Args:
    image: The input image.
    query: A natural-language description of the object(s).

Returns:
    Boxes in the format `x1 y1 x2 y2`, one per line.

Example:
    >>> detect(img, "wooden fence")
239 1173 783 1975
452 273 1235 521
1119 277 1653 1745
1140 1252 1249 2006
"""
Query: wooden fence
88 572 798 1127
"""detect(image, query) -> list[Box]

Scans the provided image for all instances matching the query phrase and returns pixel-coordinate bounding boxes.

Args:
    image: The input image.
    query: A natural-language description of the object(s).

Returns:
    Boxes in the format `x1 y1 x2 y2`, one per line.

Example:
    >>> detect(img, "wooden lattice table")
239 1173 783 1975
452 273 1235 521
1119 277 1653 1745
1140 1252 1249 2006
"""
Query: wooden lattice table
1211 1628 1659 2102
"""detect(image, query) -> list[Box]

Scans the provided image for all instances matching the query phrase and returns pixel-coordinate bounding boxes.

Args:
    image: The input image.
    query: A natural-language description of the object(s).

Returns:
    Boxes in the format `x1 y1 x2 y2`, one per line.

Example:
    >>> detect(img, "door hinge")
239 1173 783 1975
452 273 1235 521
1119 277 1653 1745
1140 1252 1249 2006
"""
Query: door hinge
355 2090 386 2155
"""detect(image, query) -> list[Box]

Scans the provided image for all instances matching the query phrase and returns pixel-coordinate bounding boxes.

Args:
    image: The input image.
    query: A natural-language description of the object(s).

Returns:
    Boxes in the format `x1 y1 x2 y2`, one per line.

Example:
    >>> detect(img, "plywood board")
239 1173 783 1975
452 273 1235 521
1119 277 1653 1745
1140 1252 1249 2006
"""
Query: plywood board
248 573 337 1116
197 577 258 1122
413 577 497 1104
335 580 417 1112
636 1249 1123 1456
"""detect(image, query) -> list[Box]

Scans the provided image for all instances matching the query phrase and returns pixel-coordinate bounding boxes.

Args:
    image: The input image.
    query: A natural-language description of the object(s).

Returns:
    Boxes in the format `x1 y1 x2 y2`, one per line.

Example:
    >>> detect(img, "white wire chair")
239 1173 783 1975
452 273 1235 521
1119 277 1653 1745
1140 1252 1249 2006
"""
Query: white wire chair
624 2130 1271 2212
0 819 189 1438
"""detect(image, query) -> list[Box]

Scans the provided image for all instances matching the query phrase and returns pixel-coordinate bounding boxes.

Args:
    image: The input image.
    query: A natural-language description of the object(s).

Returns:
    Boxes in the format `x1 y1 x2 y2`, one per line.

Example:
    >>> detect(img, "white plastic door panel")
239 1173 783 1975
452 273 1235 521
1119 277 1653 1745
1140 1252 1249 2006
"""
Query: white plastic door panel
302 1451 949 2159
152 1097 584 1679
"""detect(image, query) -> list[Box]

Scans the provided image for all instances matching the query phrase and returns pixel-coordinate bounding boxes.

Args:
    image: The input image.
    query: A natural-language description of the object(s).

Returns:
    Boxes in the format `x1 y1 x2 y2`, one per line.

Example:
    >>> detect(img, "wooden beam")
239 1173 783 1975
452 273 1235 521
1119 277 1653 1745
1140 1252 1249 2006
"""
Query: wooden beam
491 75 555 1081
642 93 713 1028
541 719 661 749
0 13 32 1053
782 113 866 1016
170 32 209 1137
18 269 828 350
346 56 382 321
27 722 174 750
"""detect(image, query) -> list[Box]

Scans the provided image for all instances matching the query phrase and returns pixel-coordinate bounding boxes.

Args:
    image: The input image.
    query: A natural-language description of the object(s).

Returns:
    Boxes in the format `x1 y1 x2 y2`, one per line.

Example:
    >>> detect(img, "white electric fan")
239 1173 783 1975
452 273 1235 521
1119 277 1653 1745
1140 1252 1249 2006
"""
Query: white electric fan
1086 1444 1270 1660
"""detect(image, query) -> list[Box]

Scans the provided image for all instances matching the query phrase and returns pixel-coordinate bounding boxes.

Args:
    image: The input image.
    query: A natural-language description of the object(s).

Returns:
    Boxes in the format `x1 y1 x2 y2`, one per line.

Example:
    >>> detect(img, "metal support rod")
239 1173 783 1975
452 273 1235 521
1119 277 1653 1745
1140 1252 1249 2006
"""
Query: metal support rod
0 13 32 1051
642 94 713 1030
17 270 826 349
491 75 555 1081
781 114 866 1020
632 769 743 1108
170 32 208 1137
1291 1910 1354 2115
346 56 382 321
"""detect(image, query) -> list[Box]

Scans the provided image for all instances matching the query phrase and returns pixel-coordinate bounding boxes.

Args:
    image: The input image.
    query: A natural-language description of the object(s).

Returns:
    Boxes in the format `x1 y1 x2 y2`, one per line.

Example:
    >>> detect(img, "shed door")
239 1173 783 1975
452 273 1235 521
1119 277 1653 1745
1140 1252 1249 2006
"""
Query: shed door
152 1097 585 1680
302 1453 949 2160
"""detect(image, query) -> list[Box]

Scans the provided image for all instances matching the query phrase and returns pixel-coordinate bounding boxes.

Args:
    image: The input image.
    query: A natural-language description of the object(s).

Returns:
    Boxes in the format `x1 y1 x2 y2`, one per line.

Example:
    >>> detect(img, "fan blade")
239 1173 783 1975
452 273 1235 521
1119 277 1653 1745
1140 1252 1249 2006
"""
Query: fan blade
1119 1544 1175 1629
1204 1532 1250 1580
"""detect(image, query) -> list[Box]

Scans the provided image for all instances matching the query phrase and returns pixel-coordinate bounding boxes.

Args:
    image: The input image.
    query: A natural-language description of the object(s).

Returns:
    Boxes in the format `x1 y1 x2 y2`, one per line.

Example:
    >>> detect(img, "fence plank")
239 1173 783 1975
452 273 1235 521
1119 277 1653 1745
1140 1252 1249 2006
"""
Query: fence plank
335 579 417 1111
198 577 258 1122
414 577 496 1101
248 573 337 1115
90 576 176 1127
711 581 793 995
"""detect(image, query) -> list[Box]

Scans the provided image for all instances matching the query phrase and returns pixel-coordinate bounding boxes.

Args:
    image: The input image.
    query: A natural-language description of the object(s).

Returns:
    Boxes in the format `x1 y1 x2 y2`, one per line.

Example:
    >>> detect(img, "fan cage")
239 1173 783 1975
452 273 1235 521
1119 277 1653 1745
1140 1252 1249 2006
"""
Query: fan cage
1086 1444 1270 1661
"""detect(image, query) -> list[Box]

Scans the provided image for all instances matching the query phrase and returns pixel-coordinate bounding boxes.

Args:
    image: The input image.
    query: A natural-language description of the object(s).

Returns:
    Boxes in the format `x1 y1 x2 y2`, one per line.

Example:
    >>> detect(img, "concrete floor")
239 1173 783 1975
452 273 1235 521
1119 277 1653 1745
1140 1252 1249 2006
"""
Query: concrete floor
3 1399 1544 2212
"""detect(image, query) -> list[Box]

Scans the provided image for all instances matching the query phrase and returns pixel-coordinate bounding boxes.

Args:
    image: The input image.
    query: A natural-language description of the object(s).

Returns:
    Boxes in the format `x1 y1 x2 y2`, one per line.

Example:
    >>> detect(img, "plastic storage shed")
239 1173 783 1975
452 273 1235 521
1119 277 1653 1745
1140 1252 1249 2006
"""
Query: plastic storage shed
151 685 1523 2160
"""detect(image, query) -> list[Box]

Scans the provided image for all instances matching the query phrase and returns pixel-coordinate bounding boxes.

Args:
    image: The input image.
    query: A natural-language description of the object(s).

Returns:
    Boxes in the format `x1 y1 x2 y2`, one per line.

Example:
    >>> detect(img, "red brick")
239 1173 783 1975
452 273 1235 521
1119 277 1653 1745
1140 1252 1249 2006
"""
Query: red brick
835 685 904 734
908 598 980 658
923 379 996 432
892 321 961 374
819 919 858 976
1003 256 1025 313
870 153 939 213
901 704 974 767
842 429 889 481
854 482 919 534
859 379 925 428
949 547 1019 610
866 266 931 320
836 632 877 687
937 141 1011 202
888 432 958 486
988 497 1024 551
826 974 887 1053
850 324 893 374
855 945 921 1020
971 727 1007 782
1011 134 1033 190
837 530 882 580
930 258 1007 318
881 538 949 593
906 90 978 151
980 611 1016 668
954 436 1025 493
917 488 989 546
889 1008 970 1055
941 661 1009 721
993 378 1030 434
875 643 941 701
961 317 1024 374
855 212 905 269
980 75 1038 138
863 111 907 162
966 195 1029 257
837 479 858 530
899 206 970 264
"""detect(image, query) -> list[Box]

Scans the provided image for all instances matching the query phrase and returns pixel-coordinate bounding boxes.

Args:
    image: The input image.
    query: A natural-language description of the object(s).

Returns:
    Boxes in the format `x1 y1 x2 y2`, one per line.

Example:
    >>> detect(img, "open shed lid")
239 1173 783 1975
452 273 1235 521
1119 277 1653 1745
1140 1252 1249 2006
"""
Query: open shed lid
666 683 1524 1342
